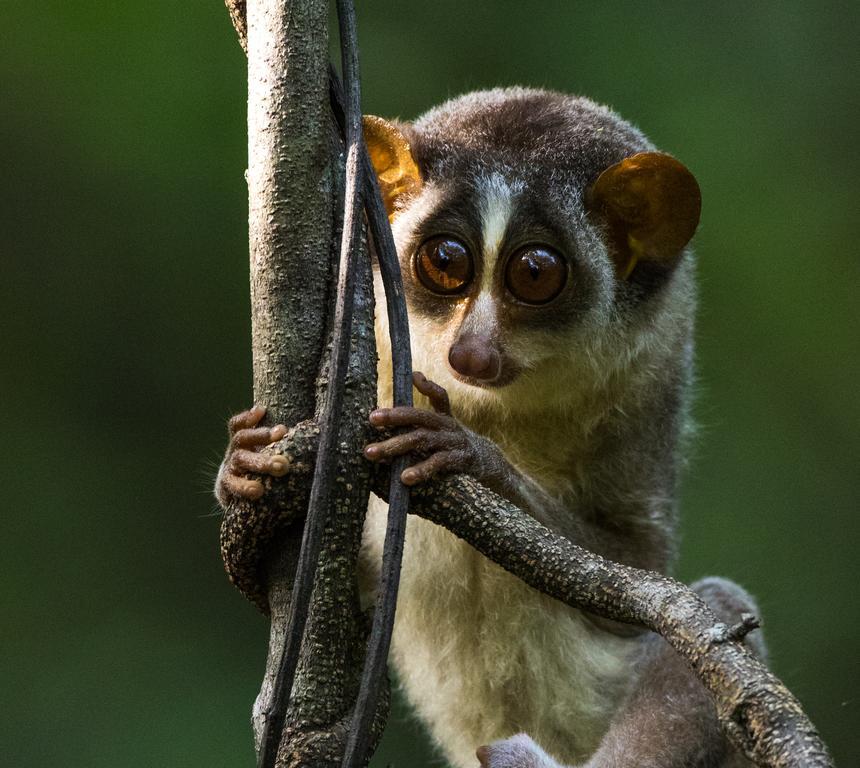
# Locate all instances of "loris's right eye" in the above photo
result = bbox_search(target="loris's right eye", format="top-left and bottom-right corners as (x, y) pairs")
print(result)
(504, 245), (567, 305)
(414, 236), (473, 295)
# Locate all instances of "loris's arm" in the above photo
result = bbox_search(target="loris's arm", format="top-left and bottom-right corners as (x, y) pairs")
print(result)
(216, 406), (318, 611)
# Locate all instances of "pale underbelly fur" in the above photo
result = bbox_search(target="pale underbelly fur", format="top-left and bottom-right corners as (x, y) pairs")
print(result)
(361, 495), (637, 768)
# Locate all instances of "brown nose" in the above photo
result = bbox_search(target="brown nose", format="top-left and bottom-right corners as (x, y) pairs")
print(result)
(448, 335), (501, 381)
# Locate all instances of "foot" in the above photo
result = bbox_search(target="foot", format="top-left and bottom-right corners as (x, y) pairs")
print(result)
(477, 734), (566, 768)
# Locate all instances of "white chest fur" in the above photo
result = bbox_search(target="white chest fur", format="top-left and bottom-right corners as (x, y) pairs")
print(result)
(362, 496), (637, 768)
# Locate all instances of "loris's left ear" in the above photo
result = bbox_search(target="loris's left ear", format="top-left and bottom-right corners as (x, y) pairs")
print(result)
(586, 152), (701, 279)
(363, 115), (422, 218)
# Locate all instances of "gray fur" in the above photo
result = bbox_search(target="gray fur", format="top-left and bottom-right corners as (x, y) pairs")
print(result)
(362, 88), (763, 768)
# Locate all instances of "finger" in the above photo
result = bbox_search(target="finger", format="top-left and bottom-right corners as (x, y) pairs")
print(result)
(228, 406), (266, 434)
(230, 449), (290, 477)
(412, 371), (451, 415)
(220, 471), (264, 501)
(401, 449), (468, 486)
(364, 429), (462, 462)
(232, 424), (287, 449)
(369, 406), (455, 431)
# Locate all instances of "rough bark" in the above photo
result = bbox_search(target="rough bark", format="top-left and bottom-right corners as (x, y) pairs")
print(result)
(243, 1), (378, 766)
(224, 0), (247, 54)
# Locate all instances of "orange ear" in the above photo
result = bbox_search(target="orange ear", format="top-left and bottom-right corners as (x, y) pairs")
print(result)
(586, 152), (701, 279)
(362, 116), (422, 218)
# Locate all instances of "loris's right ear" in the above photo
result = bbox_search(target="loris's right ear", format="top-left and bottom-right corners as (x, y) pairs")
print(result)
(363, 116), (422, 218)
(585, 152), (701, 280)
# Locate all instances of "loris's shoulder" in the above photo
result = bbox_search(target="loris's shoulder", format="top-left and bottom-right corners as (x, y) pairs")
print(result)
(405, 87), (654, 178)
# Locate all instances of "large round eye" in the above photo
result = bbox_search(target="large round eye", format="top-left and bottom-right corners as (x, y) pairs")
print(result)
(414, 236), (473, 295)
(504, 245), (567, 304)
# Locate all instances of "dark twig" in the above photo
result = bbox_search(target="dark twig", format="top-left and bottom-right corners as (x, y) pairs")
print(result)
(340, 149), (413, 768)
(727, 613), (762, 642)
(328, 10), (414, 765)
(330, 5), (414, 764)
(255, 12), (366, 768)
(342, 173), (412, 768)
(707, 613), (762, 645)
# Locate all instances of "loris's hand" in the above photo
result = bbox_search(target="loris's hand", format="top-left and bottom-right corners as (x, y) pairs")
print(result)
(215, 405), (289, 506)
(365, 373), (565, 525)
(217, 406), (318, 612)
(364, 371), (503, 487)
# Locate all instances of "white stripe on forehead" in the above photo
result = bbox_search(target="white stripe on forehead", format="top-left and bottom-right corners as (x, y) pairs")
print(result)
(460, 292), (497, 338)
(477, 173), (520, 291)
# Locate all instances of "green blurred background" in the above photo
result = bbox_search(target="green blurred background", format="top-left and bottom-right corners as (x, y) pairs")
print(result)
(1, 1), (857, 765)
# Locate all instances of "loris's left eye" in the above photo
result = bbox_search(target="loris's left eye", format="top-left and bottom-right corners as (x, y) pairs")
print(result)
(415, 236), (474, 295)
(504, 246), (567, 304)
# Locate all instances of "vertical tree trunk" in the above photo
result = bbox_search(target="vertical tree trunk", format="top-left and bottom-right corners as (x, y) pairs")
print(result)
(247, 0), (331, 423)
(245, 1), (378, 764)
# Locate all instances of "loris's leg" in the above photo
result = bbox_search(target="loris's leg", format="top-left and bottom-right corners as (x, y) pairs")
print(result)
(478, 578), (765, 768)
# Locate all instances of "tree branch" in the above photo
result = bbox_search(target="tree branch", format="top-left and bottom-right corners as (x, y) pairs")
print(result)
(224, 0), (247, 53)
(403, 477), (833, 768)
(255, 6), (364, 766)
(329, 4), (415, 766)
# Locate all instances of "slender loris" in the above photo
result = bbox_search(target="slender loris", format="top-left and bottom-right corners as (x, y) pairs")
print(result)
(217, 88), (765, 767)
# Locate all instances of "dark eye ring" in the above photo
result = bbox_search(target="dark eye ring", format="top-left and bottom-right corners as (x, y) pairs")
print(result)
(414, 236), (473, 295)
(504, 245), (567, 305)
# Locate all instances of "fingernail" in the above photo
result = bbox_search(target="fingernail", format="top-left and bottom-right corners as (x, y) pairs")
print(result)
(364, 445), (378, 458)
(270, 425), (287, 440)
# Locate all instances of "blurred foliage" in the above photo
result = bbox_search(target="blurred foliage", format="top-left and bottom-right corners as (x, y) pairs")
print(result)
(0, 1), (856, 766)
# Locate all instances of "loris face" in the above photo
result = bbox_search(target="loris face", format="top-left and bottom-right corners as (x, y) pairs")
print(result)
(367, 88), (700, 416)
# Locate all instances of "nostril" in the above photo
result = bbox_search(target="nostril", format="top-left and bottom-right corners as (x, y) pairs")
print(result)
(480, 350), (501, 380)
(471, 348), (493, 375)
(448, 344), (470, 374)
